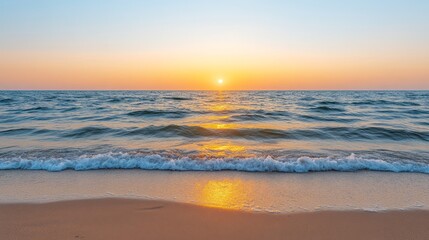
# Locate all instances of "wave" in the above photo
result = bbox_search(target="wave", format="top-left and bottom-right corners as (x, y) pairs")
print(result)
(126, 109), (291, 121)
(0, 128), (35, 136)
(222, 110), (291, 121)
(2, 124), (428, 141)
(319, 126), (429, 141)
(299, 115), (358, 123)
(316, 101), (339, 105)
(127, 110), (189, 118)
(227, 114), (269, 122)
(107, 98), (123, 103)
(404, 109), (429, 115)
(121, 125), (297, 139)
(22, 106), (51, 112)
(310, 106), (345, 112)
(417, 122), (429, 126)
(351, 100), (420, 106)
(61, 107), (80, 112)
(163, 97), (193, 101)
(61, 126), (114, 138)
(121, 125), (429, 141)
(0, 98), (14, 104)
(0, 153), (428, 173)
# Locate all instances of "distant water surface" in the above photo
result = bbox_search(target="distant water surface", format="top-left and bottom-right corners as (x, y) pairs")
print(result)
(0, 90), (428, 173)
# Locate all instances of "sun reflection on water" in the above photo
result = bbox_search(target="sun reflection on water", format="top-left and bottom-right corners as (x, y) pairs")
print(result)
(201, 143), (246, 158)
(203, 144), (245, 152)
(209, 104), (229, 112)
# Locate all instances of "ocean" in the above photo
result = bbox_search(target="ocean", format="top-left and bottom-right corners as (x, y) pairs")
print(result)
(1, 90), (429, 173)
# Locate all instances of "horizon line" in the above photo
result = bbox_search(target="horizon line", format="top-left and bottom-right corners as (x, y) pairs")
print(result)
(1, 89), (428, 91)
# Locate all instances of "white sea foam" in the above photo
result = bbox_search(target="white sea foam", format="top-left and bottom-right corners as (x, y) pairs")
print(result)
(0, 153), (428, 173)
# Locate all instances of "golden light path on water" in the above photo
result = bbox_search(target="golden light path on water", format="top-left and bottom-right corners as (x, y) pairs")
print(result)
(197, 92), (255, 158)
(186, 93), (253, 210)
(192, 92), (268, 210)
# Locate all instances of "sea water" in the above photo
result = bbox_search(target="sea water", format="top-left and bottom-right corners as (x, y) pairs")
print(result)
(1, 90), (428, 173)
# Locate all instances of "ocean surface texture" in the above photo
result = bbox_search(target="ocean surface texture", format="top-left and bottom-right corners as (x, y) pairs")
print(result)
(0, 91), (428, 173)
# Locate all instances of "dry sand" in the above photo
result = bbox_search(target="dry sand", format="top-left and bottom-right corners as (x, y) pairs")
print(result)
(1, 198), (428, 240)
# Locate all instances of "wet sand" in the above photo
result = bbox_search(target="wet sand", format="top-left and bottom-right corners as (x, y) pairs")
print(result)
(1, 198), (428, 240)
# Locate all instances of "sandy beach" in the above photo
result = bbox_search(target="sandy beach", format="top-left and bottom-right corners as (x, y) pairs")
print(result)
(1, 198), (428, 240)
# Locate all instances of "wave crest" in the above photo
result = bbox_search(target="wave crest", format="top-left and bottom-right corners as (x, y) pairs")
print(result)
(1, 153), (428, 173)
(127, 110), (188, 118)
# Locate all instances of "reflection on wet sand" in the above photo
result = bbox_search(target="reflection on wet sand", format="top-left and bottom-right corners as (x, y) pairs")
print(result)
(195, 179), (253, 210)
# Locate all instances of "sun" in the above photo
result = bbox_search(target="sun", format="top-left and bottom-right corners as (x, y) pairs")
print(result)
(217, 79), (224, 85)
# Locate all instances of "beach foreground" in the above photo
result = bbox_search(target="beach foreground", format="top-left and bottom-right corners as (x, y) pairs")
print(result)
(1, 198), (428, 240)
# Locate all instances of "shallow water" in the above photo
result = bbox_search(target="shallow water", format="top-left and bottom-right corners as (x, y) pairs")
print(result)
(0, 90), (428, 173)
(0, 170), (428, 213)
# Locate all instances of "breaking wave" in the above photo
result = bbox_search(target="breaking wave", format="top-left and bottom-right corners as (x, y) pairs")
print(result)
(1, 153), (428, 173)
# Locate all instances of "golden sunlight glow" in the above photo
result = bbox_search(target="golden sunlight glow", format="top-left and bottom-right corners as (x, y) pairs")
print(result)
(204, 145), (245, 152)
(201, 142), (247, 158)
(201, 123), (235, 129)
(209, 104), (228, 112)
(196, 180), (251, 210)
(1, 2), (429, 90)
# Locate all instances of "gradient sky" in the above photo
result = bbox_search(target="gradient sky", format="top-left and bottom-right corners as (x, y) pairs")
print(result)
(1, 0), (428, 90)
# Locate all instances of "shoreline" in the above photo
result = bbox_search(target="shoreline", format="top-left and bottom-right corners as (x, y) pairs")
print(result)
(0, 196), (427, 213)
(1, 170), (428, 213)
(1, 198), (428, 240)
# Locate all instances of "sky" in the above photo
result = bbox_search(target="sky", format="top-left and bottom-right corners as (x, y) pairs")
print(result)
(0, 0), (428, 90)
